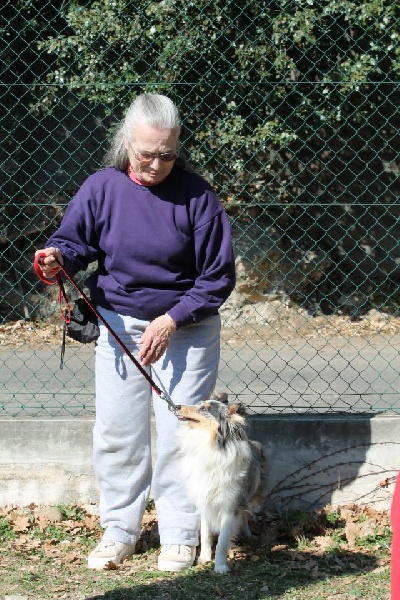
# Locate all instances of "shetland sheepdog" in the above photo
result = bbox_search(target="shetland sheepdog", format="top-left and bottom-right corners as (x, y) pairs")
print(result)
(177, 396), (267, 574)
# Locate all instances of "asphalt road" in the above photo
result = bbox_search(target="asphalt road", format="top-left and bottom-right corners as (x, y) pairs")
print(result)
(1, 334), (400, 418)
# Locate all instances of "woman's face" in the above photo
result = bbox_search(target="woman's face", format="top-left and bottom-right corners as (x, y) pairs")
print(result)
(126, 124), (180, 185)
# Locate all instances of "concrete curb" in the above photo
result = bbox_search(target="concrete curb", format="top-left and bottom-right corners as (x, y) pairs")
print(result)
(1, 415), (399, 510)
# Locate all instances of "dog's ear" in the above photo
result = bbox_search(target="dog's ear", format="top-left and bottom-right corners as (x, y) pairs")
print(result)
(216, 403), (247, 447)
(227, 402), (247, 417)
(211, 391), (229, 405)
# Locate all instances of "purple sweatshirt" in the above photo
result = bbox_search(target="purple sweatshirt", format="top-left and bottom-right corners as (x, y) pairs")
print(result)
(46, 166), (236, 328)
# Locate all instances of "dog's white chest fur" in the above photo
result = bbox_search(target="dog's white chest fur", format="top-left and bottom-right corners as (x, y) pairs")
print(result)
(179, 428), (251, 533)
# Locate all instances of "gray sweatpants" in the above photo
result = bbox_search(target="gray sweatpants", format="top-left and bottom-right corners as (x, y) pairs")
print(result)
(93, 308), (221, 547)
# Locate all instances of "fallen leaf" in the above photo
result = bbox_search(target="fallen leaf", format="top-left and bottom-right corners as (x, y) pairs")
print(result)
(379, 478), (390, 488)
(250, 554), (260, 562)
(345, 521), (357, 548)
(12, 516), (31, 533)
(314, 536), (336, 549)
(271, 544), (288, 552)
(52, 585), (68, 592)
(64, 552), (81, 563)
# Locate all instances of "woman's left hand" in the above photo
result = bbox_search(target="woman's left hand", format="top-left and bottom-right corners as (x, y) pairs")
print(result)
(138, 314), (177, 366)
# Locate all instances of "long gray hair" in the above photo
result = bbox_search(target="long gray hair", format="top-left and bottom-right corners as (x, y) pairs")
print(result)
(104, 94), (181, 170)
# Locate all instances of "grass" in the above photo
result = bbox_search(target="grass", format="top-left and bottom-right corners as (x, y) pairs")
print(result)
(0, 503), (391, 600)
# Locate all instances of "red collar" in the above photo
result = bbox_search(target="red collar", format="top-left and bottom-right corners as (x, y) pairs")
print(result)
(127, 164), (148, 186)
(127, 164), (167, 186)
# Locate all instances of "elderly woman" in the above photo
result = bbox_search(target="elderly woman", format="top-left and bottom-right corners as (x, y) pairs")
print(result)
(35, 94), (236, 571)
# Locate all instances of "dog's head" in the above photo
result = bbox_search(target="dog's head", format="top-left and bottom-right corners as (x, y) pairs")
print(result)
(177, 399), (248, 448)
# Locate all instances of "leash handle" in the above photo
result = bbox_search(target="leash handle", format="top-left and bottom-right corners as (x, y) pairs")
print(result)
(33, 252), (59, 285)
(34, 252), (72, 323)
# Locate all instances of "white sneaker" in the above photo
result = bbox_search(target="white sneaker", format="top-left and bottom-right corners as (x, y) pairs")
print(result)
(158, 544), (196, 572)
(87, 540), (136, 569)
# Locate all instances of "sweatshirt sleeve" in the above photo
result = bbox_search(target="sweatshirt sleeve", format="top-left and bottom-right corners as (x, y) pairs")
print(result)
(166, 207), (236, 328)
(45, 184), (99, 276)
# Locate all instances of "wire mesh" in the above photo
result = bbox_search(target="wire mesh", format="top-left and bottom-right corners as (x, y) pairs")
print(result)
(1, 0), (399, 417)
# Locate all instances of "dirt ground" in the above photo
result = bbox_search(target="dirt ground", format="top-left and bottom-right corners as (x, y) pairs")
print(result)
(2, 304), (400, 350)
(0, 501), (392, 600)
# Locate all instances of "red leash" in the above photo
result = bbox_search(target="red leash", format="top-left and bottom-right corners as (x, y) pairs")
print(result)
(33, 254), (72, 324)
(33, 253), (180, 416)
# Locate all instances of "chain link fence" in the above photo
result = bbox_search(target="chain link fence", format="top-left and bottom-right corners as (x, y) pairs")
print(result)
(1, 0), (399, 417)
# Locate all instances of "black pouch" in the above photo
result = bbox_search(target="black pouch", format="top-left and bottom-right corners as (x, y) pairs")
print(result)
(66, 298), (100, 344)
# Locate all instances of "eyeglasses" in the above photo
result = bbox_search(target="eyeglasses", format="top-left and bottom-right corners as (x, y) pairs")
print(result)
(130, 147), (179, 163)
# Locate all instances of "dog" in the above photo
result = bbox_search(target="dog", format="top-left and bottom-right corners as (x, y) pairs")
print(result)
(177, 396), (267, 574)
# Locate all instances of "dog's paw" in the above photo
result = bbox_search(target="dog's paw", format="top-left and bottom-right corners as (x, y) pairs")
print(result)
(198, 553), (212, 564)
(214, 561), (230, 575)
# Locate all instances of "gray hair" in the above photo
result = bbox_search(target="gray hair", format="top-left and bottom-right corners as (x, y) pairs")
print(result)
(104, 94), (181, 170)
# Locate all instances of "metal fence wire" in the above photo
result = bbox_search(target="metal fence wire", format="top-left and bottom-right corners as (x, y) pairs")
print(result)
(1, 0), (399, 417)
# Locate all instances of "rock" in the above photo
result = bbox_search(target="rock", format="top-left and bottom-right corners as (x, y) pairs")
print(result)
(34, 506), (64, 522)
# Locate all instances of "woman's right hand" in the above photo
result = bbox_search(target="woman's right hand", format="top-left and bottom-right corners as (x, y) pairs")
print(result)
(35, 247), (64, 279)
